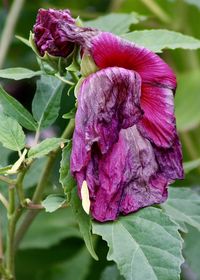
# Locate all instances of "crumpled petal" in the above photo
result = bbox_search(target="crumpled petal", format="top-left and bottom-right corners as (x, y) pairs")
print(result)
(138, 85), (176, 147)
(71, 67), (143, 173)
(33, 8), (75, 57)
(74, 126), (169, 222)
(153, 134), (184, 180)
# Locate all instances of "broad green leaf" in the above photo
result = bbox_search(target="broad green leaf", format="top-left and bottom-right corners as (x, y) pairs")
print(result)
(100, 265), (124, 280)
(23, 157), (47, 189)
(0, 68), (42, 80)
(0, 114), (25, 151)
(71, 189), (98, 261)
(175, 71), (200, 131)
(122, 30), (200, 53)
(93, 207), (183, 280)
(0, 143), (12, 166)
(184, 225), (200, 279)
(28, 138), (67, 159)
(59, 142), (76, 202)
(43, 247), (92, 280)
(162, 188), (200, 232)
(32, 75), (64, 129)
(20, 208), (81, 249)
(85, 13), (146, 35)
(42, 194), (66, 213)
(184, 159), (200, 174)
(0, 85), (37, 131)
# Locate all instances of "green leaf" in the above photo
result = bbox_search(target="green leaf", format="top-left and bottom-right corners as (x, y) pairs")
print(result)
(184, 225), (200, 279)
(20, 208), (81, 249)
(0, 143), (12, 166)
(23, 157), (47, 189)
(100, 265), (124, 280)
(0, 114), (25, 151)
(0, 85), (37, 131)
(93, 207), (183, 280)
(162, 188), (200, 232)
(0, 165), (12, 174)
(184, 158), (200, 174)
(28, 138), (67, 159)
(43, 247), (92, 280)
(71, 188), (98, 261)
(0, 68), (42, 80)
(32, 75), (64, 129)
(122, 29), (200, 53)
(85, 13), (146, 35)
(175, 71), (200, 131)
(42, 194), (66, 213)
(59, 142), (76, 202)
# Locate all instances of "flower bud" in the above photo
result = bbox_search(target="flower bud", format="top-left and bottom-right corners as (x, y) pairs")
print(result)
(33, 8), (75, 57)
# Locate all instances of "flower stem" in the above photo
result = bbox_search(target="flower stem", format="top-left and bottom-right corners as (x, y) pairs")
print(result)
(0, 0), (25, 68)
(14, 119), (75, 249)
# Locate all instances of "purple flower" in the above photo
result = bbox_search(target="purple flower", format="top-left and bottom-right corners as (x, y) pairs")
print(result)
(34, 12), (184, 221)
(70, 30), (184, 222)
(33, 9), (75, 57)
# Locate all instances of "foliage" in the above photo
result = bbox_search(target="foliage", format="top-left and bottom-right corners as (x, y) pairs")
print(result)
(0, 1), (200, 280)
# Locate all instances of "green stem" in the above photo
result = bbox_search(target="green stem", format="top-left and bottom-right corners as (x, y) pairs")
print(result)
(16, 170), (26, 206)
(69, 71), (79, 83)
(6, 185), (16, 279)
(14, 119), (75, 249)
(0, 176), (15, 185)
(0, 0), (25, 68)
(0, 192), (8, 209)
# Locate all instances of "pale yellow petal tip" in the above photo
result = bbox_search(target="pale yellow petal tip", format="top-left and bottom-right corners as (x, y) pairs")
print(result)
(81, 180), (91, 215)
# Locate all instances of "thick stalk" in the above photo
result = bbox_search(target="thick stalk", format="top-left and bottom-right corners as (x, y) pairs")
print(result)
(0, 0), (25, 68)
(14, 119), (75, 249)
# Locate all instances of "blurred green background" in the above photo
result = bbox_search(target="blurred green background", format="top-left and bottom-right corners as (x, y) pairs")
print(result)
(1, 0), (200, 280)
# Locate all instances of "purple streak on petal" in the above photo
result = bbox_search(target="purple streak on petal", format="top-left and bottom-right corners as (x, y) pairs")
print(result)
(153, 134), (184, 181)
(137, 85), (176, 147)
(91, 32), (176, 89)
(71, 67), (143, 173)
(33, 8), (75, 57)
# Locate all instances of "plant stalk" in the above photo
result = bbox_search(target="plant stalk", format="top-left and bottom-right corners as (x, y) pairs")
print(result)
(0, 0), (25, 68)
(14, 119), (75, 249)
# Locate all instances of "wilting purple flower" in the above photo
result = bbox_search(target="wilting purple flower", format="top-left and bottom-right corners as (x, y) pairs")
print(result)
(69, 30), (184, 222)
(34, 12), (184, 221)
(33, 9), (75, 57)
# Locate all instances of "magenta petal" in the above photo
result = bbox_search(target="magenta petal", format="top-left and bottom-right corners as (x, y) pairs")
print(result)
(137, 85), (176, 147)
(153, 134), (184, 181)
(91, 32), (176, 89)
(71, 67), (143, 173)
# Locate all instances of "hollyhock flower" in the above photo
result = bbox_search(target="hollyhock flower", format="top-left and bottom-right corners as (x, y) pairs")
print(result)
(69, 30), (184, 222)
(34, 14), (183, 221)
(33, 8), (76, 57)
